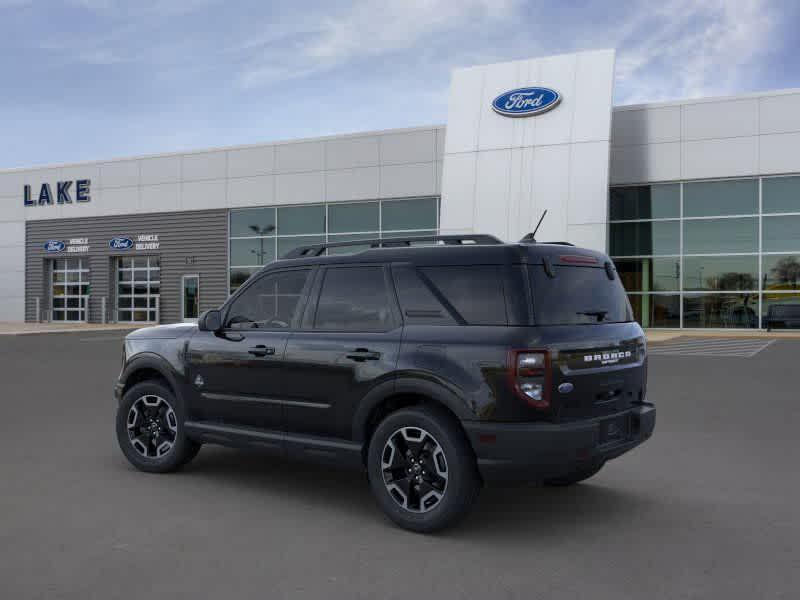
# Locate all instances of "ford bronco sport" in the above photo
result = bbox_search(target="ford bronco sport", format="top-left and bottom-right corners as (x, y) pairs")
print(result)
(114, 234), (655, 532)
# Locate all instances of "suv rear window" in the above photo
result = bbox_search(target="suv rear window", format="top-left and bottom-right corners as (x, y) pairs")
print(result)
(529, 265), (633, 325)
(420, 266), (508, 325)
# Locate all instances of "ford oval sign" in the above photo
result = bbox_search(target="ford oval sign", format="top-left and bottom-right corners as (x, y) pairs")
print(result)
(44, 240), (65, 253)
(109, 237), (134, 250)
(492, 87), (561, 117)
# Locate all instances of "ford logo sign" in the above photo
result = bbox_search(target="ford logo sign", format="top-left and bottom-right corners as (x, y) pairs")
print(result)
(109, 237), (134, 250)
(492, 87), (561, 117)
(44, 240), (65, 253)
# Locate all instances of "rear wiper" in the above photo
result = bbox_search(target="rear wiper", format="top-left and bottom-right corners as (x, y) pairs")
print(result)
(577, 310), (608, 322)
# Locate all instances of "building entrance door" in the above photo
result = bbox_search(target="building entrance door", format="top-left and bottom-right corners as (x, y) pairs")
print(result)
(51, 258), (90, 322)
(182, 274), (199, 321)
(116, 256), (160, 323)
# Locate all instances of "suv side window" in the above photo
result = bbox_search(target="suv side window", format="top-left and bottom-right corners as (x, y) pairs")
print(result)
(420, 265), (508, 325)
(314, 266), (393, 331)
(226, 269), (310, 329)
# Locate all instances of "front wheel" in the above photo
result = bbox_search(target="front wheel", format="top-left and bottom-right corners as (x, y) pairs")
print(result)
(116, 381), (201, 473)
(367, 406), (481, 533)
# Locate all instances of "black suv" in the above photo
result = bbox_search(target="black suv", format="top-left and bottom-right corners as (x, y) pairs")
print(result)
(114, 234), (655, 532)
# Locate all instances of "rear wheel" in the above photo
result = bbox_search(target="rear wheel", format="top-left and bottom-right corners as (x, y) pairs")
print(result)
(116, 381), (201, 473)
(367, 406), (480, 533)
(543, 461), (604, 486)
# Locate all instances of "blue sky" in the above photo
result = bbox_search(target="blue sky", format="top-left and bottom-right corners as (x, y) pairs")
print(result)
(1, 0), (797, 168)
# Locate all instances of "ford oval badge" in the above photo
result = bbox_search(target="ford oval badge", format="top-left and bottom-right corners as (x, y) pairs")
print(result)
(492, 87), (561, 117)
(44, 240), (66, 253)
(558, 382), (574, 394)
(109, 237), (134, 250)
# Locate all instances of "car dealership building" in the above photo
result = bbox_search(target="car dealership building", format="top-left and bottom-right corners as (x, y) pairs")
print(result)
(2, 48), (800, 329)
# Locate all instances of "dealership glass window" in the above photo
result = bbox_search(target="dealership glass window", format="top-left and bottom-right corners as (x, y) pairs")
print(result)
(762, 254), (800, 291)
(682, 293), (758, 328)
(229, 197), (439, 293)
(762, 176), (800, 214)
(627, 294), (680, 328)
(51, 258), (90, 322)
(609, 221), (680, 256)
(117, 256), (160, 323)
(683, 179), (758, 217)
(381, 197), (438, 231)
(761, 292), (800, 329)
(762, 215), (800, 253)
(614, 258), (680, 292)
(683, 218), (757, 254)
(609, 184), (680, 221)
(682, 255), (758, 291)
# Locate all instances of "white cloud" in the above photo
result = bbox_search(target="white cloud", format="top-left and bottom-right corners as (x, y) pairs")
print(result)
(614, 0), (778, 104)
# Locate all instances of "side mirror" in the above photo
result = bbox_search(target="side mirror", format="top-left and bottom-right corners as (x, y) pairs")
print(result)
(198, 309), (222, 332)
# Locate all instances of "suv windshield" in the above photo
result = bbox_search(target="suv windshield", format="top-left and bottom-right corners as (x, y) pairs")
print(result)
(529, 265), (633, 325)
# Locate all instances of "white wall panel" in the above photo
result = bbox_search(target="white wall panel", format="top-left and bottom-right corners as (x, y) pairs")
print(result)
(567, 223), (606, 252)
(759, 132), (800, 175)
(0, 294), (24, 322)
(140, 183), (180, 213)
(325, 167), (379, 202)
(140, 155), (180, 185)
(443, 66), (484, 154)
(275, 141), (325, 173)
(760, 93), (800, 135)
(530, 145), (570, 243)
(568, 141), (610, 225)
(439, 153), (476, 233)
(530, 54), (576, 147)
(474, 150), (511, 238)
(611, 106), (681, 147)
(683, 137), (758, 180)
(275, 171), (324, 205)
(182, 151), (227, 182)
(683, 99), (758, 141)
(0, 220), (24, 245)
(181, 179), (226, 210)
(24, 203), (64, 221)
(0, 198), (25, 223)
(228, 175), (275, 208)
(379, 163), (436, 198)
(572, 49), (615, 143)
(227, 146), (275, 179)
(380, 130), (436, 165)
(0, 170), (23, 198)
(100, 186), (139, 216)
(477, 61), (520, 151)
(100, 161), (140, 189)
(610, 142), (681, 184)
(326, 136), (379, 170)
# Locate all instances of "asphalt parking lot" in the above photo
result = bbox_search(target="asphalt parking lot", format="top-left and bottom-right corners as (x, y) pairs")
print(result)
(1, 332), (798, 599)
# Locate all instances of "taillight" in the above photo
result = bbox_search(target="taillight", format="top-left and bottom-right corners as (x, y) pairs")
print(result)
(509, 349), (551, 409)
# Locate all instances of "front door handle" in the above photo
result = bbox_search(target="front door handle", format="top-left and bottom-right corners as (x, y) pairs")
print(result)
(346, 348), (381, 362)
(248, 345), (276, 357)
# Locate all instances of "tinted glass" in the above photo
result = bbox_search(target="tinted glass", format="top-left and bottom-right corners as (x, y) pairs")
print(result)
(763, 215), (800, 253)
(381, 198), (437, 231)
(278, 205), (325, 235)
(314, 267), (392, 331)
(230, 238), (275, 266)
(762, 176), (800, 214)
(226, 270), (310, 329)
(277, 235), (326, 258)
(609, 221), (680, 256)
(230, 267), (258, 292)
(422, 266), (507, 326)
(683, 293), (758, 328)
(683, 255), (758, 291)
(609, 184), (680, 220)
(230, 207), (276, 237)
(627, 294), (680, 328)
(762, 254), (800, 291)
(328, 202), (379, 233)
(762, 293), (800, 329)
(392, 265), (456, 325)
(683, 218), (757, 254)
(529, 265), (633, 325)
(683, 179), (757, 217)
(327, 233), (375, 255)
(615, 258), (680, 291)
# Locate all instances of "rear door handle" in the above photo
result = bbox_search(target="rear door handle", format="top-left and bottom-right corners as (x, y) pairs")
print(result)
(346, 348), (381, 362)
(248, 345), (276, 357)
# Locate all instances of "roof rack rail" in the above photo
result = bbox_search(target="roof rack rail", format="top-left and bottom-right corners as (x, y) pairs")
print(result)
(541, 241), (575, 246)
(282, 234), (503, 259)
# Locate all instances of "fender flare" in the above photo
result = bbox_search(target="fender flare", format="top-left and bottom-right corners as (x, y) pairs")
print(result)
(120, 353), (183, 400)
(351, 375), (474, 443)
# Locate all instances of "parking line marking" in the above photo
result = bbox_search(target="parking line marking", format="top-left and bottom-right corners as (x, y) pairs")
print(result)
(649, 337), (776, 358)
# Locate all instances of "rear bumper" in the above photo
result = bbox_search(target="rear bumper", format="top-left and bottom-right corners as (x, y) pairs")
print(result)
(463, 404), (655, 483)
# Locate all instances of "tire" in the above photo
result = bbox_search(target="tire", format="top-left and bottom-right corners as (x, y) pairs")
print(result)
(543, 461), (605, 487)
(367, 405), (481, 533)
(116, 380), (201, 473)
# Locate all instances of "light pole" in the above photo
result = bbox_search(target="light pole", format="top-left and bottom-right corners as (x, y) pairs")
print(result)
(249, 224), (275, 264)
